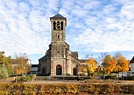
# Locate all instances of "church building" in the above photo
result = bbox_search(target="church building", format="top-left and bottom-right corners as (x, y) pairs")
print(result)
(38, 13), (80, 76)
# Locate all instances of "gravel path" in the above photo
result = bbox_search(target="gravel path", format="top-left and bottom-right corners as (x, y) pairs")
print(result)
(1, 78), (134, 85)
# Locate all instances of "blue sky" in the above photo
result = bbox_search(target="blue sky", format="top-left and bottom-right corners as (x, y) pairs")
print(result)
(0, 0), (134, 64)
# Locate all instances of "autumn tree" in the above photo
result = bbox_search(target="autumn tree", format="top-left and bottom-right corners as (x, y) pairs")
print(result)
(101, 54), (117, 79)
(78, 65), (87, 76)
(113, 53), (129, 76)
(96, 66), (101, 73)
(98, 52), (108, 64)
(0, 51), (13, 79)
(13, 53), (31, 76)
(86, 57), (98, 77)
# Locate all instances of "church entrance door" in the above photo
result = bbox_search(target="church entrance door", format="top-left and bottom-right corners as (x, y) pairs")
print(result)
(56, 65), (62, 75)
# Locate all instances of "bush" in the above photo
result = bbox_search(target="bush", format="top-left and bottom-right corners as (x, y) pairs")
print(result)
(0, 83), (134, 94)
(105, 75), (118, 80)
(0, 66), (9, 79)
(17, 74), (35, 82)
(0, 83), (134, 95)
(66, 73), (71, 76)
(126, 75), (134, 80)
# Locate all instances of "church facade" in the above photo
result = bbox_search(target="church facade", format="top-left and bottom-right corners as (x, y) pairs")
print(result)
(38, 13), (80, 76)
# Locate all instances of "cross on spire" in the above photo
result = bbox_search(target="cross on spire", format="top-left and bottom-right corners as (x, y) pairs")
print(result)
(57, 3), (60, 13)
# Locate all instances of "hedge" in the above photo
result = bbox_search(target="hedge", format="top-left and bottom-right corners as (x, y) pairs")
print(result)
(0, 83), (134, 95)
(16, 74), (35, 82)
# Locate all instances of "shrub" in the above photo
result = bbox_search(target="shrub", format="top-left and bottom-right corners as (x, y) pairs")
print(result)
(66, 73), (71, 76)
(16, 74), (35, 82)
(0, 83), (134, 94)
(126, 75), (134, 80)
(28, 74), (35, 78)
(105, 75), (118, 80)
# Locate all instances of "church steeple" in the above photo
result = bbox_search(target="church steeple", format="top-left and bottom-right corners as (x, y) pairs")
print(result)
(50, 13), (67, 42)
(38, 11), (79, 76)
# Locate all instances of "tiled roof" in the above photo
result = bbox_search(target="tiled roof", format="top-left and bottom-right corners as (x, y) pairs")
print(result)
(12, 59), (29, 64)
(130, 56), (134, 63)
(79, 59), (88, 63)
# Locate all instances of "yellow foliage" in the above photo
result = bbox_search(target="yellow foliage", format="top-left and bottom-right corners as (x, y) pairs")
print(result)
(86, 57), (98, 74)
(102, 55), (117, 74)
(13, 56), (30, 75)
(101, 53), (129, 74)
(0, 83), (134, 94)
(113, 54), (129, 73)
(78, 65), (87, 75)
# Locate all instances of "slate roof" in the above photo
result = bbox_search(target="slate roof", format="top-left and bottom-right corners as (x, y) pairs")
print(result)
(50, 13), (65, 19)
(31, 64), (38, 67)
(50, 13), (67, 25)
(72, 52), (78, 58)
(130, 56), (134, 63)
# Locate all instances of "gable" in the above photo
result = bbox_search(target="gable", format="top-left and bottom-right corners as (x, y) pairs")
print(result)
(130, 56), (134, 64)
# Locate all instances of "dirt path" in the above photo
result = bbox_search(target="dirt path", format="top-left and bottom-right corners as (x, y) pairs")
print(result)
(1, 78), (134, 85)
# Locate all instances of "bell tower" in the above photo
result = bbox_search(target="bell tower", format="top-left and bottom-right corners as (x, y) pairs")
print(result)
(50, 14), (67, 42)
(50, 14), (69, 76)
(50, 14), (68, 58)
(38, 2), (80, 76)
(38, 13), (80, 76)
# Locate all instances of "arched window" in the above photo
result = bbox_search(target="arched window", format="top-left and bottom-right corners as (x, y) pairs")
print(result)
(56, 65), (62, 75)
(56, 21), (61, 30)
(53, 21), (56, 30)
(58, 35), (59, 39)
(61, 21), (63, 30)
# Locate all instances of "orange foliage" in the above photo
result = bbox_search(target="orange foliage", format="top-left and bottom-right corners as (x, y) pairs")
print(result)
(78, 65), (87, 75)
(86, 57), (98, 74)
(13, 57), (30, 75)
(113, 53), (129, 73)
(102, 55), (117, 74)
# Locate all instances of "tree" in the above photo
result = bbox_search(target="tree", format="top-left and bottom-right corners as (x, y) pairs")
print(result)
(13, 54), (31, 76)
(86, 57), (98, 77)
(113, 53), (129, 76)
(78, 65), (87, 76)
(0, 51), (13, 79)
(96, 66), (101, 73)
(98, 52), (108, 64)
(101, 55), (117, 79)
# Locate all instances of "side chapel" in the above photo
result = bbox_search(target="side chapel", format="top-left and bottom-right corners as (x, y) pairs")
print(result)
(38, 13), (80, 76)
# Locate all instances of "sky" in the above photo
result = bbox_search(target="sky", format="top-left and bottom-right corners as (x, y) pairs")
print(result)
(0, 0), (134, 64)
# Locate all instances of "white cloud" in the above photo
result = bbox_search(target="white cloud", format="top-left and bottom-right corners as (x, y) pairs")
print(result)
(19, 2), (31, 12)
(0, 0), (52, 56)
(103, 4), (117, 15)
(120, 3), (134, 20)
(67, 0), (134, 54)
(0, 0), (134, 63)
(83, 1), (101, 10)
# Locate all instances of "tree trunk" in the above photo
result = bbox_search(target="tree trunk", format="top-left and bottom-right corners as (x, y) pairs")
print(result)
(103, 73), (105, 80)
